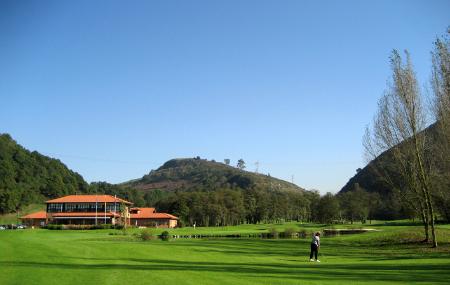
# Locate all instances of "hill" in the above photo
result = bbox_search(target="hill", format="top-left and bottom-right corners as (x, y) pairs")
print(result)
(0, 134), (88, 214)
(0, 134), (310, 225)
(122, 157), (305, 193)
(121, 158), (311, 226)
(338, 123), (450, 220)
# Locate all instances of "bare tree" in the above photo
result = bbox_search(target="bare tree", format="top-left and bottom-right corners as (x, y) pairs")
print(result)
(364, 50), (438, 247)
(430, 30), (450, 223)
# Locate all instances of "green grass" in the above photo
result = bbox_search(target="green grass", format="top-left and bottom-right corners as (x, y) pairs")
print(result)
(1, 222), (449, 284)
(0, 204), (45, 224)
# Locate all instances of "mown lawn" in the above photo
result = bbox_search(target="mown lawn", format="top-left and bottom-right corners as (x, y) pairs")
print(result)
(0, 222), (449, 284)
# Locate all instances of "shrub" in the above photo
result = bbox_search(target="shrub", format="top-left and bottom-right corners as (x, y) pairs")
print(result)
(268, 227), (279, 239)
(298, 229), (309, 238)
(160, 230), (170, 241)
(140, 230), (153, 241)
(46, 224), (63, 230)
(114, 224), (125, 230)
(90, 224), (104, 230)
(281, 228), (297, 238)
(46, 224), (123, 230)
(120, 227), (128, 236)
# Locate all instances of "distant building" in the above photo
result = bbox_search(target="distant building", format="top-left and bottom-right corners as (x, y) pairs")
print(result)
(130, 207), (178, 228)
(20, 211), (47, 227)
(19, 194), (178, 228)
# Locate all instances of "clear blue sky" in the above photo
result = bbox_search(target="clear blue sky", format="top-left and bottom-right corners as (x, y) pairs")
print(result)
(1, 0), (449, 193)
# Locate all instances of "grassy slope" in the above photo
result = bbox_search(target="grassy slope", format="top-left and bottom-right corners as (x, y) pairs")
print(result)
(0, 222), (449, 285)
(125, 158), (304, 193)
(0, 204), (45, 224)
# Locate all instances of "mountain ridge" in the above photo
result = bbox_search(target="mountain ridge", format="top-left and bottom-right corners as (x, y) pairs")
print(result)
(122, 157), (305, 194)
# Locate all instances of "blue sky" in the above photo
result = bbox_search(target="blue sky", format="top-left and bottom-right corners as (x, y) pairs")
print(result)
(1, 0), (449, 193)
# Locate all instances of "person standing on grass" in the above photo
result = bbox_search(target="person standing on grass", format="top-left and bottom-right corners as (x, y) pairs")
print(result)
(309, 232), (321, 262)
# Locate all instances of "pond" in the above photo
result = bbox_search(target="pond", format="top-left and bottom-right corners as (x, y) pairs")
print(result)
(323, 228), (379, 236)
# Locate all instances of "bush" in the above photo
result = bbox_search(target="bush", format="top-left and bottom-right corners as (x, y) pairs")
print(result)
(114, 224), (125, 230)
(45, 224), (122, 230)
(268, 227), (279, 239)
(298, 229), (309, 238)
(46, 224), (63, 230)
(281, 228), (297, 238)
(140, 230), (153, 241)
(160, 230), (170, 241)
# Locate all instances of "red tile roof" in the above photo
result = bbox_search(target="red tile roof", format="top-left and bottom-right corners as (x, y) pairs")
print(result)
(149, 213), (179, 220)
(50, 212), (121, 217)
(130, 207), (178, 220)
(46, 195), (132, 204)
(130, 207), (155, 218)
(20, 211), (47, 219)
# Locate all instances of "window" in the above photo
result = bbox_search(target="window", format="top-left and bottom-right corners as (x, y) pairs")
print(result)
(47, 203), (63, 213)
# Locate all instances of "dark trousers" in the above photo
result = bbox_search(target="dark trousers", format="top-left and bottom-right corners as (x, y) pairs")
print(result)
(310, 243), (318, 260)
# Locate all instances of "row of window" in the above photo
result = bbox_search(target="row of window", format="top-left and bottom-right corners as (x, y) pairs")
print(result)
(47, 203), (123, 213)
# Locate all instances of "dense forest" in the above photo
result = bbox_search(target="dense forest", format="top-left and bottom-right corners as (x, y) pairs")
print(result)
(0, 134), (88, 214)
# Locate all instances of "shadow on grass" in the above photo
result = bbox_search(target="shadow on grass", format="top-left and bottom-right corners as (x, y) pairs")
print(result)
(149, 238), (450, 260)
(1, 258), (449, 283)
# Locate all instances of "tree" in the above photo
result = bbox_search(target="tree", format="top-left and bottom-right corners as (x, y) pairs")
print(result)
(367, 192), (381, 224)
(224, 159), (230, 166)
(236, 159), (246, 170)
(364, 50), (438, 247)
(316, 193), (340, 224)
(120, 201), (129, 229)
(430, 31), (450, 223)
(339, 184), (369, 224)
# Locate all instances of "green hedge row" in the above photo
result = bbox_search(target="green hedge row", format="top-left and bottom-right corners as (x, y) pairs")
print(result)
(45, 224), (125, 230)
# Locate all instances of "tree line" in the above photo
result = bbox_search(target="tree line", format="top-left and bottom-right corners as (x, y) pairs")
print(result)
(155, 187), (316, 227)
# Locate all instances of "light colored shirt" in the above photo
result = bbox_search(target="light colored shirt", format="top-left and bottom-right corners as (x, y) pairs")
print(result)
(311, 235), (320, 246)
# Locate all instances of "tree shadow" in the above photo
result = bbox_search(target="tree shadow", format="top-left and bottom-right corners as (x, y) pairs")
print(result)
(1, 259), (449, 283)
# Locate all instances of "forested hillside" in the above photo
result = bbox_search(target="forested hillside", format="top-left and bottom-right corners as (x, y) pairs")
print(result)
(0, 134), (88, 214)
(0, 135), (318, 226)
(339, 123), (450, 221)
(124, 158), (304, 193)
(123, 158), (317, 226)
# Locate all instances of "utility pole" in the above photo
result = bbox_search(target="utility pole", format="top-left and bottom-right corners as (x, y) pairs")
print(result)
(255, 161), (260, 174)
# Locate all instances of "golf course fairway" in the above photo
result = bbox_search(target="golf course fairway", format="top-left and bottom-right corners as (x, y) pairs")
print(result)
(1, 222), (449, 284)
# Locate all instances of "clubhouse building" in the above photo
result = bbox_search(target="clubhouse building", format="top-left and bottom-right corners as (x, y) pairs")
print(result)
(20, 194), (178, 228)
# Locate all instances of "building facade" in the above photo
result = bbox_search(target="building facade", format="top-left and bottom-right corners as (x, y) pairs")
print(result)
(45, 195), (131, 225)
(20, 194), (178, 228)
(20, 211), (47, 227)
(130, 207), (178, 228)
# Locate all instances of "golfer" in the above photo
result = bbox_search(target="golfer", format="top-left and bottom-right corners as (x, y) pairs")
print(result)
(309, 232), (321, 262)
